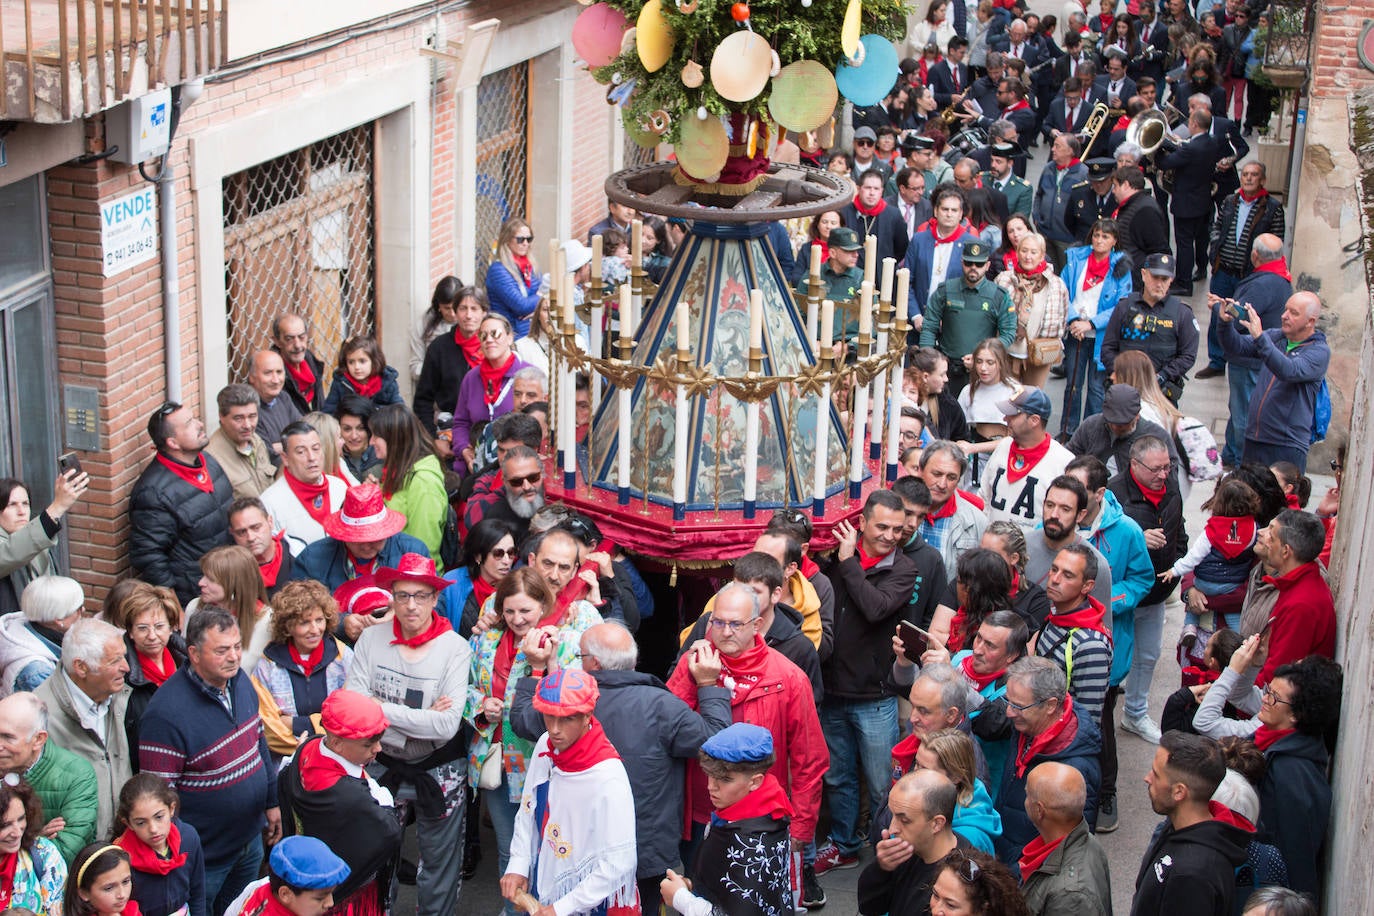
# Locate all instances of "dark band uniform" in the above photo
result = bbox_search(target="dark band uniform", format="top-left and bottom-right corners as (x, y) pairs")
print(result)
(1063, 158), (1120, 244)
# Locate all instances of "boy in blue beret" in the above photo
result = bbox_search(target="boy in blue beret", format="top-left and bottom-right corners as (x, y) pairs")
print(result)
(226, 836), (350, 916)
(659, 723), (794, 916)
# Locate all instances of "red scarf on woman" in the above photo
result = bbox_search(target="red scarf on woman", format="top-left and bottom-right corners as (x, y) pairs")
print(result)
(1007, 435), (1052, 483)
(284, 471), (331, 524)
(478, 353), (517, 406)
(512, 254), (534, 288)
(1285, 493), (1301, 510)
(289, 639), (325, 677)
(454, 327), (484, 366)
(923, 218), (964, 246)
(948, 608), (972, 654)
(138, 646), (177, 687)
(1018, 832), (1067, 882)
(544, 717), (620, 771)
(285, 359), (316, 407)
(853, 195), (888, 217)
(1014, 259), (1051, 278)
(717, 636), (773, 706)
(155, 454), (214, 494)
(345, 373), (382, 400)
(116, 823), (188, 876)
(961, 653), (1004, 691)
(1253, 725), (1295, 751)
(1014, 697), (1076, 777)
(391, 613), (453, 648)
(0, 850), (18, 908)
(471, 576), (497, 613)
(1083, 251), (1111, 289)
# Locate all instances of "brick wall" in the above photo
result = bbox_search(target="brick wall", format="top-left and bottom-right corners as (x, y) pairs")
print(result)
(573, 69), (614, 239)
(1310, 0), (1374, 99)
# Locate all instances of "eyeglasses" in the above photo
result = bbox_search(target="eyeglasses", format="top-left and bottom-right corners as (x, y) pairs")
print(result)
(393, 590), (436, 604)
(507, 472), (543, 488)
(1131, 457), (1174, 476)
(487, 547), (518, 560)
(479, 328), (508, 341)
(707, 617), (756, 633)
(1005, 695), (1054, 713)
(513, 235), (534, 244)
(1262, 686), (1292, 707)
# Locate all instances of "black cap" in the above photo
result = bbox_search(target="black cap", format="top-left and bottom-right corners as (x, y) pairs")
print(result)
(962, 241), (990, 264)
(1143, 252), (1176, 278)
(990, 142), (1018, 159)
(1086, 157), (1116, 180)
(902, 134), (935, 153)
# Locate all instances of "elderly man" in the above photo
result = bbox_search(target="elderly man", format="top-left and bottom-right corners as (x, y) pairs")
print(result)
(0, 692), (98, 862)
(277, 690), (404, 915)
(917, 442), (987, 583)
(857, 771), (968, 916)
(259, 422), (348, 557)
(292, 484), (427, 638)
(993, 657), (1101, 868)
(1100, 253), (1200, 402)
(130, 402), (233, 605)
(842, 170), (909, 270)
(34, 618), (131, 840)
(272, 313), (326, 415)
(1020, 762), (1112, 916)
(247, 350), (303, 448)
(227, 497), (294, 597)
(510, 623), (730, 908)
(204, 384), (278, 498)
(0, 574), (84, 694)
(1248, 510), (1335, 685)
(346, 554), (469, 916)
(890, 663), (991, 788)
(848, 126), (891, 183)
(981, 388), (1074, 534)
(667, 584), (826, 898)
(139, 607), (280, 914)
(1067, 383), (1180, 478)
(1034, 134), (1087, 269)
(1219, 291), (1331, 471)
(459, 414), (545, 525)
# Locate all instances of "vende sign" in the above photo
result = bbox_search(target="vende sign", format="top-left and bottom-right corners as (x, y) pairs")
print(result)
(100, 187), (159, 277)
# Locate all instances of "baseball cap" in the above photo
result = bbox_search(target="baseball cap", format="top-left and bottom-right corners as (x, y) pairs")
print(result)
(995, 386), (1053, 422)
(1101, 384), (1142, 424)
(1143, 252), (1176, 278)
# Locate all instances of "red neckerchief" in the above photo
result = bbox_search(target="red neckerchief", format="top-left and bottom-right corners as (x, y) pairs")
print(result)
(1130, 470), (1167, 507)
(1253, 725), (1295, 751)
(1048, 596), (1112, 640)
(121, 900), (142, 916)
(1015, 696), (1078, 777)
(928, 491), (960, 521)
(491, 628), (524, 717)
(1083, 251), (1111, 288)
(1009, 567), (1021, 597)
(1007, 435), (1052, 484)
(0, 850), (18, 908)
(1099, 13), (1115, 31)
(1253, 258), (1293, 283)
(922, 219), (965, 246)
(1055, 158), (1083, 171)
(1181, 665), (1221, 684)
(717, 773), (795, 822)
(961, 654), (1004, 691)
(1018, 832), (1067, 882)
(512, 253), (535, 288)
(284, 359), (317, 407)
(155, 454), (214, 494)
(454, 327), (484, 366)
(116, 822), (187, 876)
(259, 533), (286, 588)
(543, 717), (620, 771)
(478, 353), (517, 406)
(854, 545), (887, 570)
(1204, 515), (1256, 559)
(240, 880), (296, 916)
(284, 470), (332, 524)
(1239, 187), (1269, 203)
(346, 373), (383, 400)
(1002, 99), (1031, 114)
(297, 736), (355, 792)
(1284, 493), (1300, 510)
(948, 608), (973, 653)
(471, 576), (497, 611)
(718, 635), (772, 706)
(852, 195), (888, 217)
(890, 733), (921, 784)
(800, 555), (820, 579)
(1014, 259), (1051, 278)
(391, 612), (453, 648)
(289, 638), (325, 677)
(1002, 251), (1018, 273)
(1112, 114), (1130, 131)
(349, 552), (379, 577)
(137, 646), (176, 687)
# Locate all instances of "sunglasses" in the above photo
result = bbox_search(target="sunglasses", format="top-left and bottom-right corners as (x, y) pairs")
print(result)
(479, 328), (508, 341)
(855, 139), (875, 147)
(513, 235), (534, 243)
(950, 852), (982, 883)
(486, 547), (519, 560)
(507, 472), (542, 488)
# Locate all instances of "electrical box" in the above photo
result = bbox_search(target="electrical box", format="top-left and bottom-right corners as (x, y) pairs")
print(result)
(107, 88), (173, 164)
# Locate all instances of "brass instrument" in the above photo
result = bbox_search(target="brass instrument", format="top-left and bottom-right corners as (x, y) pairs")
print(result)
(1077, 102), (1112, 154)
(1123, 109), (1180, 192)
(939, 101), (963, 126)
(1162, 102), (1186, 128)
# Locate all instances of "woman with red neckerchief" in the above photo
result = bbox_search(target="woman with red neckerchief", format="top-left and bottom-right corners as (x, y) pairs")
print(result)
(451, 314), (528, 479)
(0, 778), (66, 916)
(111, 584), (189, 758)
(996, 232), (1069, 388)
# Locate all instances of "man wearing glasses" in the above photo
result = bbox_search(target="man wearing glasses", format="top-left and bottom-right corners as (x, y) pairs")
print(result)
(849, 127), (891, 184)
(347, 552), (470, 916)
(1107, 436), (1185, 747)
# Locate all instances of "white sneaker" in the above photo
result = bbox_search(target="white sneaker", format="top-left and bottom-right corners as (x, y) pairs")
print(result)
(1122, 714), (1163, 744)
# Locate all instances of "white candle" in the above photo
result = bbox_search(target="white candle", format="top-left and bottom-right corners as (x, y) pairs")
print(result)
(814, 378), (831, 512)
(673, 300), (690, 510)
(806, 298), (818, 350)
(894, 267), (910, 326)
(851, 358), (870, 494)
(863, 234), (878, 286)
(820, 299), (834, 351)
(631, 219), (643, 267)
(809, 242), (822, 279)
(591, 234), (603, 282)
(619, 284), (632, 344)
(858, 281), (873, 336)
(563, 272), (575, 331)
(880, 257), (895, 304)
(887, 268), (911, 475)
(563, 363), (576, 484)
(617, 380), (632, 498)
(677, 299), (691, 353)
(749, 289), (764, 350)
(869, 325), (888, 462)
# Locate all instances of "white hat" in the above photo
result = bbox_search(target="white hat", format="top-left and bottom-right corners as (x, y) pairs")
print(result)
(562, 240), (593, 274)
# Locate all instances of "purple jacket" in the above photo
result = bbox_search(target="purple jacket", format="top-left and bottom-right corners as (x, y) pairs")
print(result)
(452, 355), (528, 475)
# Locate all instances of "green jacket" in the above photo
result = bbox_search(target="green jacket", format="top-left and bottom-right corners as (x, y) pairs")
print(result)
(35, 671), (133, 842)
(920, 276), (1017, 360)
(1020, 820), (1113, 916)
(794, 265), (864, 339)
(984, 171), (1034, 219)
(384, 454), (449, 572)
(25, 739), (99, 863)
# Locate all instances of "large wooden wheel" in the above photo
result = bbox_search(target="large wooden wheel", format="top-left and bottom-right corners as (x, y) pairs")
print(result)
(605, 161), (855, 223)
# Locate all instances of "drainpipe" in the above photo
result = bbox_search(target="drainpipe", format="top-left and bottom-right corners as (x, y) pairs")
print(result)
(1284, 93), (1308, 257)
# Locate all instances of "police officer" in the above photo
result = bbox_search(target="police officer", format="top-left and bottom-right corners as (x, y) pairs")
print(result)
(1099, 252), (1200, 404)
(1064, 158), (1119, 245)
(918, 240), (1016, 395)
(795, 226), (865, 340)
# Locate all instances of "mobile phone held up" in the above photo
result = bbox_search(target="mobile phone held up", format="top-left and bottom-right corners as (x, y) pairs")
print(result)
(58, 452), (83, 477)
(897, 622), (931, 662)
(1227, 300), (1245, 321)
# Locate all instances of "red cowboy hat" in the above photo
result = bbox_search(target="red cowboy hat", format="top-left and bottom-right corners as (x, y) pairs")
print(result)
(322, 483), (407, 542)
(374, 553), (450, 593)
(333, 576), (392, 618)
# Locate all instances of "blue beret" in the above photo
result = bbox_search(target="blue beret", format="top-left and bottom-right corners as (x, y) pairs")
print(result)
(701, 723), (774, 763)
(269, 836), (351, 889)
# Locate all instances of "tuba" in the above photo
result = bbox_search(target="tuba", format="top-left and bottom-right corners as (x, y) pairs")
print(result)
(1124, 109), (1180, 192)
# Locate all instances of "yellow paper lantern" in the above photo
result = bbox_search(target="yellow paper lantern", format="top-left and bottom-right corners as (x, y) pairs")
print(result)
(709, 30), (774, 103)
(675, 114), (730, 180)
(636, 0), (675, 73)
(768, 60), (839, 132)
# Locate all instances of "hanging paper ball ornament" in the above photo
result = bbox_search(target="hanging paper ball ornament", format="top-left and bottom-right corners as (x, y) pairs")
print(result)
(710, 30), (773, 102)
(840, 0), (862, 58)
(768, 60), (839, 132)
(572, 4), (629, 69)
(676, 113), (730, 179)
(731, 3), (750, 22)
(636, 0), (675, 73)
(681, 59), (704, 88)
(835, 34), (899, 106)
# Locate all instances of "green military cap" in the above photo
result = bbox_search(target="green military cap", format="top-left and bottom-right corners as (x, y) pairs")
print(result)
(829, 227), (863, 251)
(961, 241), (990, 264)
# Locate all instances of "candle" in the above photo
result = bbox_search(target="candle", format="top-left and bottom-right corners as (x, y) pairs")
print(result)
(617, 380), (632, 502)
(563, 365), (577, 487)
(863, 234), (878, 286)
(749, 289), (763, 351)
(887, 268), (911, 480)
(591, 234), (602, 282)
(619, 284), (632, 344)
(894, 267), (910, 325)
(806, 298), (818, 351)
(880, 257), (895, 304)
(809, 242), (822, 279)
(820, 299), (834, 351)
(850, 352), (870, 497)
(562, 271), (575, 331)
(549, 238), (560, 283)
(858, 281), (873, 336)
(813, 379), (831, 516)
(677, 299), (691, 354)
(869, 320), (887, 462)
(632, 219), (643, 267)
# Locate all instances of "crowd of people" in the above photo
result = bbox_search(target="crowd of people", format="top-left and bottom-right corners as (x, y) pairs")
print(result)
(0, 0), (1347, 914)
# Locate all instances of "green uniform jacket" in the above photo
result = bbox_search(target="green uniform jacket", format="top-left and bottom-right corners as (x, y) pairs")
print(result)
(26, 739), (99, 863)
(984, 172), (1034, 219)
(919, 276), (1017, 360)
(795, 265), (864, 338)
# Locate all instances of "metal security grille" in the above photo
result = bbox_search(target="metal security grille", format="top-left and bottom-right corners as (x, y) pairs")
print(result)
(222, 125), (377, 384)
(474, 62), (530, 278)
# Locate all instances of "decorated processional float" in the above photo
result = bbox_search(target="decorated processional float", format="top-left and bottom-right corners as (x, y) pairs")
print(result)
(544, 0), (916, 577)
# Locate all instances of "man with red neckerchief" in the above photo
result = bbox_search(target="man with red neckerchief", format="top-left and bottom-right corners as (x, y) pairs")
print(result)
(130, 402), (234, 606)
(917, 442), (989, 587)
(1018, 762), (1111, 916)
(345, 553), (468, 916)
(227, 498), (294, 599)
(272, 313), (327, 417)
(259, 423), (348, 558)
(502, 669), (639, 916)
(1035, 545), (1113, 726)
(906, 186), (972, 323)
(981, 387), (1074, 535)
(841, 171), (910, 273)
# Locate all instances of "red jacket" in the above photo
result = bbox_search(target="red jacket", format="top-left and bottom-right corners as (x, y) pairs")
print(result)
(668, 646), (828, 842)
(1257, 561), (1336, 685)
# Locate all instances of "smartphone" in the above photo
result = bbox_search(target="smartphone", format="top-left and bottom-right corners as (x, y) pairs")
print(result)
(1226, 300), (1245, 321)
(1259, 615), (1278, 636)
(58, 452), (83, 476)
(897, 622), (932, 662)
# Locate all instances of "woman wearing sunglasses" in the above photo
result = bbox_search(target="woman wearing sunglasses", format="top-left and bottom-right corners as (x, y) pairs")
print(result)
(452, 313), (529, 478)
(486, 218), (545, 340)
(929, 848), (1029, 916)
(440, 518), (518, 639)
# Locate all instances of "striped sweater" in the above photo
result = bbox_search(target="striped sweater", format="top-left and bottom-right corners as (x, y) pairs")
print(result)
(138, 669), (277, 867)
(1035, 617), (1112, 728)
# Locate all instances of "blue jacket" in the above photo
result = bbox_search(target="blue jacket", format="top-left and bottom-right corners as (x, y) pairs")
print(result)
(290, 532), (429, 593)
(1219, 325), (1330, 451)
(1225, 268), (1292, 368)
(906, 228), (971, 316)
(1080, 489), (1155, 685)
(129, 817), (207, 916)
(1034, 161), (1088, 243)
(952, 779), (1003, 854)
(485, 260), (543, 338)
(1061, 245), (1133, 368)
(320, 364), (402, 416)
(765, 221), (798, 283)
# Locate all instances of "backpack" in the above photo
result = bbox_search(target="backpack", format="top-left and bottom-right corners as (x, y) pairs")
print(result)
(1175, 416), (1223, 483)
(1311, 378), (1331, 444)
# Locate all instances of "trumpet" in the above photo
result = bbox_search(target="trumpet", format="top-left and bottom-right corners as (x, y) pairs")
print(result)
(939, 101), (963, 126)
(1076, 102), (1112, 153)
